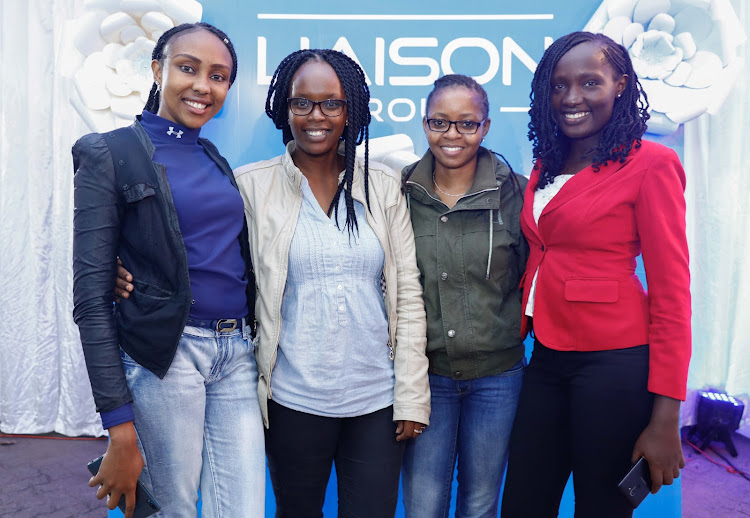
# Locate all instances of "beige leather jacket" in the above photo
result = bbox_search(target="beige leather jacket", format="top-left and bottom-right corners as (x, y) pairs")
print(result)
(234, 142), (430, 428)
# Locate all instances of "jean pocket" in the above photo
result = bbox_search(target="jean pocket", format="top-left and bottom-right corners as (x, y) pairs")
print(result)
(120, 347), (138, 366)
(498, 358), (526, 377)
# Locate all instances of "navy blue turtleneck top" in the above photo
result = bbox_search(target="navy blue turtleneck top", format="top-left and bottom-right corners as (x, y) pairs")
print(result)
(139, 111), (248, 320)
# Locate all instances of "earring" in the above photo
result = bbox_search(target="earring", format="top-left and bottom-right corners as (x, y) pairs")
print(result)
(155, 83), (160, 93)
(616, 93), (621, 98)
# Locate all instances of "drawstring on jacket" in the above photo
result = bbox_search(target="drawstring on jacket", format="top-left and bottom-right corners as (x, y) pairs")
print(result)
(486, 209), (493, 279)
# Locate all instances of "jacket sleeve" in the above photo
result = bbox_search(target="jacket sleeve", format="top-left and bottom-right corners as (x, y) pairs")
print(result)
(385, 173), (431, 425)
(72, 133), (133, 414)
(635, 147), (691, 400)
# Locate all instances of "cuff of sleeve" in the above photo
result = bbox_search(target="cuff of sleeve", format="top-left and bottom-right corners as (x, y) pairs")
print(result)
(100, 403), (135, 429)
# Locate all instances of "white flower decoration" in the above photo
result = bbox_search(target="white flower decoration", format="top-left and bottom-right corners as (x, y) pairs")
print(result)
(584, 0), (745, 134)
(59, 0), (204, 132)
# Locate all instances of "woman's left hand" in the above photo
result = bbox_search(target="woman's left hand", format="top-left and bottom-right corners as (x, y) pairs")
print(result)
(631, 395), (685, 494)
(395, 420), (427, 441)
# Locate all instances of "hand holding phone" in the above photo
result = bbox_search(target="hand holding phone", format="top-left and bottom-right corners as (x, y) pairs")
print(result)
(617, 457), (652, 508)
(88, 455), (161, 518)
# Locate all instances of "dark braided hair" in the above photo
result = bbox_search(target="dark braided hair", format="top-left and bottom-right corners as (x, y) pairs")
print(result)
(265, 49), (371, 236)
(529, 31), (649, 189)
(144, 22), (238, 114)
(426, 73), (489, 119)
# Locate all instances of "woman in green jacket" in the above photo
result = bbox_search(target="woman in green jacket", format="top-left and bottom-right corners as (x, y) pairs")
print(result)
(401, 74), (528, 518)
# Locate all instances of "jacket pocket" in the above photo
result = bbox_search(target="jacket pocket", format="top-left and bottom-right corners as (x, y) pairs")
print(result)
(564, 279), (619, 303)
(122, 183), (156, 203)
(132, 279), (173, 300)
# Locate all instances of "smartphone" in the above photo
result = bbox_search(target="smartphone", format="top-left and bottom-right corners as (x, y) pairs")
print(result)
(87, 455), (161, 518)
(617, 457), (652, 508)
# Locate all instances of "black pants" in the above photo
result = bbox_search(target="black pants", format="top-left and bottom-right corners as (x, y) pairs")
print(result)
(501, 340), (654, 518)
(265, 400), (405, 518)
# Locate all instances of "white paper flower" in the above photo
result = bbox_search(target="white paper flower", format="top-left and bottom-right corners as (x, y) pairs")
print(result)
(58, 0), (203, 132)
(584, 0), (745, 134)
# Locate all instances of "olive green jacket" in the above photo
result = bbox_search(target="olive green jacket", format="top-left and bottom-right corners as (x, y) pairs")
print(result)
(402, 147), (528, 379)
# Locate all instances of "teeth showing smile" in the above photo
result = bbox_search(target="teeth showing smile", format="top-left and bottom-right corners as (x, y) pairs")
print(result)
(442, 146), (462, 152)
(184, 100), (207, 109)
(565, 112), (589, 120)
(306, 130), (328, 137)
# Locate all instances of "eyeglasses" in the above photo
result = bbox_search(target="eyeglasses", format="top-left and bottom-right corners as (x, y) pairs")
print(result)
(287, 98), (347, 117)
(426, 118), (486, 134)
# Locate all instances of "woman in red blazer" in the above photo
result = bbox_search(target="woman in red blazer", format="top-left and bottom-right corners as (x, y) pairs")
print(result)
(501, 32), (691, 518)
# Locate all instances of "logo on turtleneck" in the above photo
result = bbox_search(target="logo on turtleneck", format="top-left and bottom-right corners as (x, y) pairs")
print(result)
(166, 127), (183, 139)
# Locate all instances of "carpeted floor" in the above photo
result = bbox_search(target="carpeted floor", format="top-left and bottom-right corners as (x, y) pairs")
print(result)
(1, 428), (748, 518)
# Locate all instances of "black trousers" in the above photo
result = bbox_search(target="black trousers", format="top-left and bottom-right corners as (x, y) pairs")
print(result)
(265, 400), (405, 518)
(501, 340), (654, 518)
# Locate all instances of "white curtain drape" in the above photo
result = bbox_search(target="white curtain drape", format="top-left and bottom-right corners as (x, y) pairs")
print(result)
(0, 0), (103, 436)
(0, 0), (748, 437)
(682, 0), (750, 437)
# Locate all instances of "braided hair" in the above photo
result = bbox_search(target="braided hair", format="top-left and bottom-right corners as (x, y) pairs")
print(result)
(529, 31), (649, 189)
(265, 49), (371, 235)
(144, 22), (238, 114)
(426, 73), (489, 119)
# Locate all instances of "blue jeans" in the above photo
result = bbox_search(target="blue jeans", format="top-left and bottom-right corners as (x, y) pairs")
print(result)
(402, 360), (525, 518)
(121, 324), (265, 517)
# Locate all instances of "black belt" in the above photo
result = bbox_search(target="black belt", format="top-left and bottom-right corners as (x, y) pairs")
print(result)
(185, 316), (245, 333)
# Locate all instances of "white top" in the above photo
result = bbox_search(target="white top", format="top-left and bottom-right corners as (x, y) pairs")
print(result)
(525, 174), (574, 317)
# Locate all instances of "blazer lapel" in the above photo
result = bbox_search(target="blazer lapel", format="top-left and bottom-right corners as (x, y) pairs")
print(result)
(539, 157), (629, 218)
(522, 167), (543, 240)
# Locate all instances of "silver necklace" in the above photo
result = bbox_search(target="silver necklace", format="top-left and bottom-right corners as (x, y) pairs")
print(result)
(432, 172), (467, 197)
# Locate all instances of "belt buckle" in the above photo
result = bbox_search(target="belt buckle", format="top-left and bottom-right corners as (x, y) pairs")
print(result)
(216, 319), (238, 333)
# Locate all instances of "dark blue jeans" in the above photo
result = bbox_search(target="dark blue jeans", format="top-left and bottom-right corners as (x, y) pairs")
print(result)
(402, 360), (525, 518)
(502, 340), (653, 518)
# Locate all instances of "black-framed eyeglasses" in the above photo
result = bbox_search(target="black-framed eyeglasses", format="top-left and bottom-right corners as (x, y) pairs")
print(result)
(426, 118), (486, 134)
(287, 97), (347, 117)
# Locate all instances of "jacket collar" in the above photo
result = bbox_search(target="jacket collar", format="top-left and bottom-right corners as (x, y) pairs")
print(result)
(536, 150), (633, 219)
(406, 147), (506, 211)
(281, 140), (366, 202)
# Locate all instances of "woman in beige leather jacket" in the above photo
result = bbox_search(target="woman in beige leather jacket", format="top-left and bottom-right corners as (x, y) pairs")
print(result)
(234, 49), (429, 518)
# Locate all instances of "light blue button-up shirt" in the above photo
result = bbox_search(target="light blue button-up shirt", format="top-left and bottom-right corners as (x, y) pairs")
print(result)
(271, 175), (394, 417)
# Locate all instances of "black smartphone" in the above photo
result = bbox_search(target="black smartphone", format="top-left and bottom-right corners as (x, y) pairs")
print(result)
(87, 455), (161, 518)
(617, 457), (652, 508)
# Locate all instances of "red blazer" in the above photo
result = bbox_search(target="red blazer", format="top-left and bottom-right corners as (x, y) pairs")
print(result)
(520, 140), (691, 401)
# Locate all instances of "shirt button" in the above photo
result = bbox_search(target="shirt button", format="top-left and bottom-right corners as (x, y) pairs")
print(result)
(447, 329), (456, 338)
(441, 272), (448, 280)
(454, 371), (462, 378)
(191, 299), (196, 305)
(337, 284), (344, 290)
(440, 216), (448, 223)
(335, 265), (341, 271)
(339, 305), (345, 312)
(541, 245), (546, 251)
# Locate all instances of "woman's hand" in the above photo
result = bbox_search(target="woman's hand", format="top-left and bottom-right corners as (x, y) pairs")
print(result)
(89, 421), (144, 518)
(395, 420), (427, 441)
(631, 395), (685, 494)
(114, 258), (134, 301)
